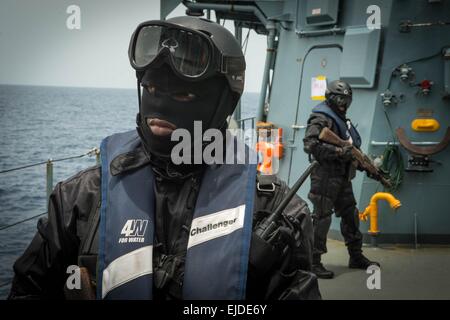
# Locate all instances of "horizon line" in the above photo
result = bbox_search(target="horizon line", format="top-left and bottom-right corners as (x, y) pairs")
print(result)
(0, 83), (261, 94)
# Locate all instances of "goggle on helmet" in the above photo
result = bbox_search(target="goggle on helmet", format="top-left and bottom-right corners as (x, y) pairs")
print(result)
(128, 16), (246, 96)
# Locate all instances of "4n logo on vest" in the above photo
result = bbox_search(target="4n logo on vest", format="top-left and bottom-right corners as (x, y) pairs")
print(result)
(118, 219), (148, 244)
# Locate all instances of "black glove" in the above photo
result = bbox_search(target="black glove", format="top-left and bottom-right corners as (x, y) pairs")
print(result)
(339, 145), (354, 162)
(366, 170), (380, 181)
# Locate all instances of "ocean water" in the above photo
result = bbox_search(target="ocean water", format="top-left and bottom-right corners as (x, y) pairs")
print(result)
(0, 85), (258, 298)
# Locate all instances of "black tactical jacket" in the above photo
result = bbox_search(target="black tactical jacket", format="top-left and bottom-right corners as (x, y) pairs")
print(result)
(303, 112), (358, 178)
(8, 146), (319, 300)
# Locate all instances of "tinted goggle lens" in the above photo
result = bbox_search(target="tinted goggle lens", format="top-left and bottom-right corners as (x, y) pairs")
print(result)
(133, 25), (211, 77)
(336, 95), (352, 108)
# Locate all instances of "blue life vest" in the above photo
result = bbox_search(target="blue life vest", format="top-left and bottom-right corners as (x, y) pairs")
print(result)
(312, 102), (362, 148)
(97, 130), (256, 300)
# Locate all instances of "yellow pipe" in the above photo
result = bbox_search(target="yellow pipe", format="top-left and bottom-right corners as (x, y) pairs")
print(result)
(359, 192), (401, 235)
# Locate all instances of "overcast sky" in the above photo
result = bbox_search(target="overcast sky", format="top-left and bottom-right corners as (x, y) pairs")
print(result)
(0, 0), (265, 92)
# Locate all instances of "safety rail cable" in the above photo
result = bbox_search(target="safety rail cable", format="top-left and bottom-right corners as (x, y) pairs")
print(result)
(0, 148), (99, 231)
(0, 148), (99, 175)
(0, 212), (47, 231)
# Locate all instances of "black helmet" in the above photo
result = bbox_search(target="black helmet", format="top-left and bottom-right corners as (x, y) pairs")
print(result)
(129, 16), (246, 96)
(325, 80), (353, 113)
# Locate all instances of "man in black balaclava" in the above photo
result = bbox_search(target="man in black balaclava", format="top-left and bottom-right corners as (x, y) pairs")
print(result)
(303, 80), (380, 279)
(137, 64), (234, 160)
(9, 16), (320, 300)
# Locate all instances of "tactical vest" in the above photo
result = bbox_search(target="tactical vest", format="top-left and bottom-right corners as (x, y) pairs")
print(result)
(97, 130), (256, 299)
(312, 102), (361, 148)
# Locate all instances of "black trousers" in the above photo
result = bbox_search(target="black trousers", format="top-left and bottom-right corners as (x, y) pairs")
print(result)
(308, 166), (363, 263)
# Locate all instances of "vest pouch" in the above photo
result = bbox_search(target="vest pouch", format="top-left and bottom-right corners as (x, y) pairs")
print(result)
(249, 232), (283, 277)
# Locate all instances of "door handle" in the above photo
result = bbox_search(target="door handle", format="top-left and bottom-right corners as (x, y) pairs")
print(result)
(291, 124), (307, 130)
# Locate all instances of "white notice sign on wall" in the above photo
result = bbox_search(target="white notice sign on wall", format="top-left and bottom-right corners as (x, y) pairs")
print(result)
(311, 76), (327, 101)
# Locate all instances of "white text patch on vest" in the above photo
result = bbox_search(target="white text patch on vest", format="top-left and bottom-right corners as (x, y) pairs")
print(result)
(118, 219), (148, 243)
(187, 205), (245, 249)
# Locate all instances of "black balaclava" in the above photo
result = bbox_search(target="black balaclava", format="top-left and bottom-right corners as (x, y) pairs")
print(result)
(325, 80), (353, 119)
(327, 94), (352, 119)
(136, 63), (236, 163)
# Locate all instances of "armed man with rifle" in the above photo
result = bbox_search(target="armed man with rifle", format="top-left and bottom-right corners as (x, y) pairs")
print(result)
(303, 80), (385, 279)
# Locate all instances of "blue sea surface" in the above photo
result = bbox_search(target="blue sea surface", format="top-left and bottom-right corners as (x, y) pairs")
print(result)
(0, 84), (258, 299)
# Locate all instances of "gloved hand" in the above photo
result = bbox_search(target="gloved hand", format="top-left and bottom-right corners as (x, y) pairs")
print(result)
(338, 145), (354, 162)
(366, 170), (380, 181)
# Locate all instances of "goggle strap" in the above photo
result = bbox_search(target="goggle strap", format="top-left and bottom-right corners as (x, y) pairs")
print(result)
(221, 56), (246, 74)
(220, 55), (227, 74)
(137, 78), (142, 112)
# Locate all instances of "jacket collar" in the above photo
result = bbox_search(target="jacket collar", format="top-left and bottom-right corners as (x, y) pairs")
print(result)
(110, 143), (205, 180)
(110, 146), (151, 176)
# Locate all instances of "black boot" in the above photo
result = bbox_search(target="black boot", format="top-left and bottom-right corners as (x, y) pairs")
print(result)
(348, 254), (380, 269)
(312, 263), (335, 279)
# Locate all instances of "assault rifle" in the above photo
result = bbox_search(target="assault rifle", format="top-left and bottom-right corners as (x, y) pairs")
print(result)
(318, 127), (392, 188)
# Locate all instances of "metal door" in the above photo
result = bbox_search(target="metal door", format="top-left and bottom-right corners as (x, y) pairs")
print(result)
(287, 46), (342, 203)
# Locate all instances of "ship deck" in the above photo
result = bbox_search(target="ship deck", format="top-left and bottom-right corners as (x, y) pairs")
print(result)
(318, 239), (450, 299)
